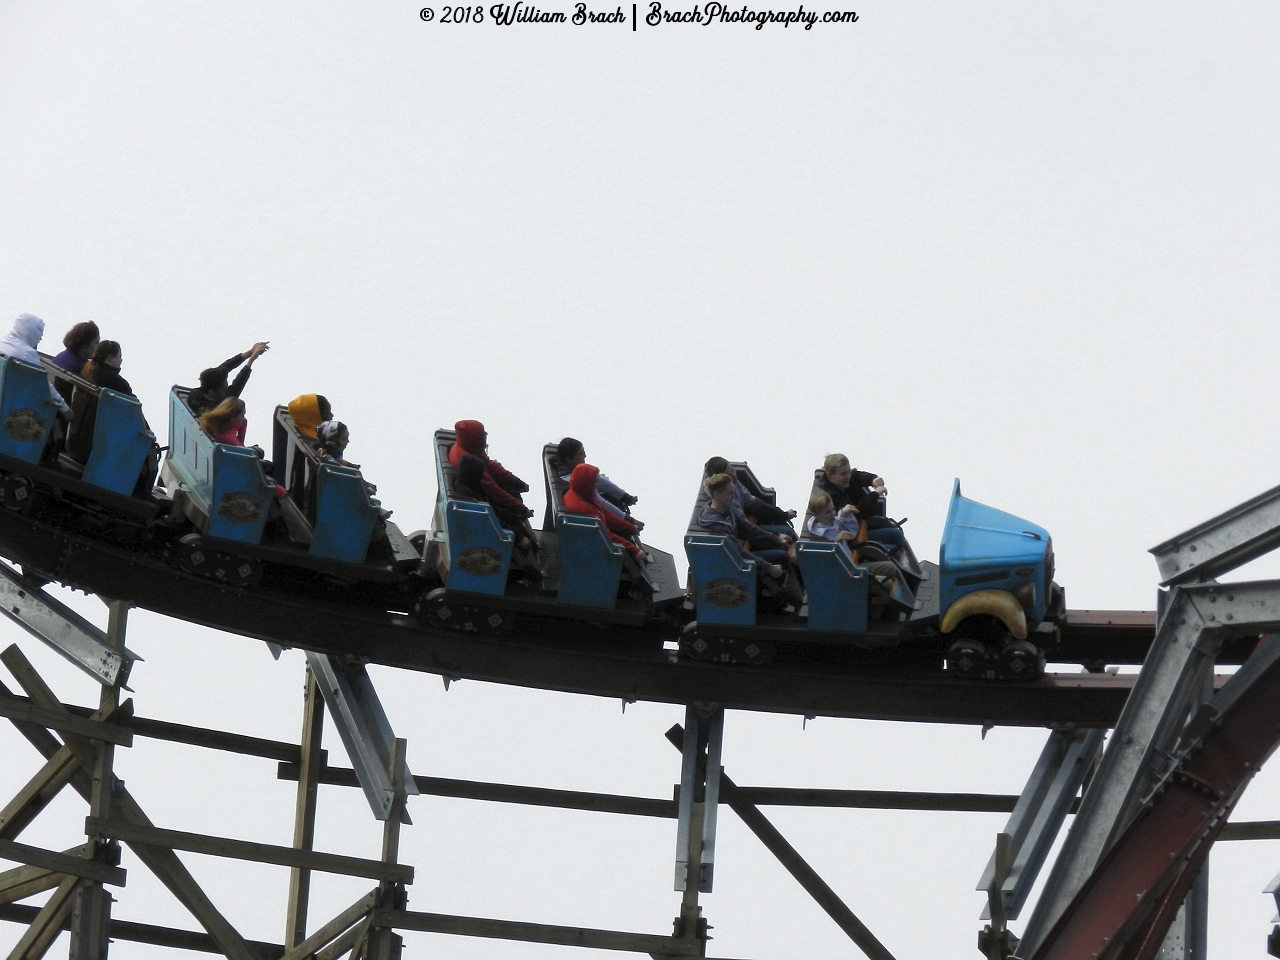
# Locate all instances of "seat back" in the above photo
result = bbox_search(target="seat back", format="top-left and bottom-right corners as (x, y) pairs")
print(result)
(432, 428), (513, 596)
(684, 467), (758, 626)
(166, 387), (273, 544)
(542, 441), (630, 609)
(0, 356), (57, 464)
(793, 540), (869, 632)
(272, 406), (381, 565)
(555, 513), (625, 608)
(540, 443), (570, 532)
(310, 462), (380, 565)
(82, 388), (154, 496)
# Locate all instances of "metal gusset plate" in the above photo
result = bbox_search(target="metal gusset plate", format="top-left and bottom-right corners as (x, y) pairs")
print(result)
(305, 652), (418, 822)
(0, 561), (138, 687)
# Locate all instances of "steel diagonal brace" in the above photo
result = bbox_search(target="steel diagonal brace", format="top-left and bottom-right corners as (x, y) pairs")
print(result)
(1149, 481), (1280, 586)
(1024, 582), (1280, 960)
(0, 562), (138, 688)
(305, 652), (418, 822)
(1030, 632), (1280, 960)
(665, 725), (899, 960)
(977, 727), (1105, 922)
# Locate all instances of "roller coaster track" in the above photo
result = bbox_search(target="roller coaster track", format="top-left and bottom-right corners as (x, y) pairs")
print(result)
(0, 495), (1201, 730)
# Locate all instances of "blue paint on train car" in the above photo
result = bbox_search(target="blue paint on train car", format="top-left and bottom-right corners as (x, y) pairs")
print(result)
(685, 535), (758, 626)
(442, 500), (514, 595)
(432, 429), (514, 596)
(793, 540), (869, 633)
(166, 390), (273, 545)
(939, 479), (1050, 624)
(310, 462), (380, 564)
(554, 513), (625, 608)
(81, 389), (154, 496)
(0, 357), (57, 464)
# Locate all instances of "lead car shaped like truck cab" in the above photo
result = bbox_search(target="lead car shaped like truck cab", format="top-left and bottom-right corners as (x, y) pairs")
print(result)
(939, 479), (1065, 681)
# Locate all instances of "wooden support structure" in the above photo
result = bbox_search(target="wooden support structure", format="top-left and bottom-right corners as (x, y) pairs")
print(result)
(0, 593), (1276, 960)
(285, 665), (326, 950)
(69, 599), (127, 960)
(83, 818), (412, 884)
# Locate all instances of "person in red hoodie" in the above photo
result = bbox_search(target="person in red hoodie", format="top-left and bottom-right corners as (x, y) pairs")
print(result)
(563, 463), (644, 560)
(447, 420), (533, 522)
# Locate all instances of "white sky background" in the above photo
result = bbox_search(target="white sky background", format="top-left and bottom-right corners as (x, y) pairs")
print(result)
(1, 1), (1279, 957)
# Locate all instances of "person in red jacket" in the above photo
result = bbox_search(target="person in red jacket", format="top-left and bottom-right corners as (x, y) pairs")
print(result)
(563, 463), (644, 560)
(447, 420), (533, 522)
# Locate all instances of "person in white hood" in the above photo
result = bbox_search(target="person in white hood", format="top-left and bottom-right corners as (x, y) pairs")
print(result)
(0, 314), (71, 415)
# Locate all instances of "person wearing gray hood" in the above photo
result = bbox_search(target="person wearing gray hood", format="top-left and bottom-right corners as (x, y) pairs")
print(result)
(0, 314), (71, 416)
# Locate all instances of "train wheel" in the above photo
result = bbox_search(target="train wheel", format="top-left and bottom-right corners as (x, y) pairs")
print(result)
(945, 638), (990, 679)
(996, 639), (1044, 681)
(169, 534), (263, 588)
(679, 624), (774, 666)
(171, 533), (209, 576)
(0, 475), (33, 513)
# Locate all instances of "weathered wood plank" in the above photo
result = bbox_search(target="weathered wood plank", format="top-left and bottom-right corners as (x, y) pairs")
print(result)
(87, 818), (413, 884)
(372, 909), (702, 955)
(0, 839), (124, 886)
(279, 891), (375, 960)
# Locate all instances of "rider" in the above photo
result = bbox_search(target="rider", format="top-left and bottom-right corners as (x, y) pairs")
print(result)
(188, 341), (270, 416)
(698, 472), (793, 581)
(0, 314), (70, 417)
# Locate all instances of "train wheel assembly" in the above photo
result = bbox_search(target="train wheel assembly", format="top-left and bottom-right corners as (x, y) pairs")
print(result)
(0, 474), (33, 513)
(679, 623), (775, 666)
(168, 533), (263, 588)
(415, 587), (513, 636)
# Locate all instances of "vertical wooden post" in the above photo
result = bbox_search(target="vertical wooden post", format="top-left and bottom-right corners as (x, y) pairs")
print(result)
(69, 600), (127, 960)
(285, 667), (326, 950)
(366, 738), (407, 960)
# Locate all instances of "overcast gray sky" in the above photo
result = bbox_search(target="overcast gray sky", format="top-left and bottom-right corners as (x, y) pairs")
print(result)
(2, 1), (1279, 957)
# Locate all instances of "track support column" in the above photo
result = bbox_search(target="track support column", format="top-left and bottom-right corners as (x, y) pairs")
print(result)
(69, 600), (128, 960)
(285, 665), (326, 950)
(672, 706), (723, 953)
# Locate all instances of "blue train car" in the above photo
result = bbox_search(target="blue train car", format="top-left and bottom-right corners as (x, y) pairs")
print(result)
(681, 465), (1062, 678)
(416, 429), (684, 633)
(161, 389), (418, 586)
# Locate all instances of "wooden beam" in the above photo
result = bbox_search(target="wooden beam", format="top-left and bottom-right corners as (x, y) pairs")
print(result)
(0, 747), (79, 842)
(1220, 820), (1280, 840)
(372, 909), (703, 956)
(277, 761), (1054, 816)
(6, 874), (78, 960)
(279, 891), (376, 960)
(315, 915), (370, 960)
(0, 863), (63, 907)
(0, 903), (287, 958)
(0, 839), (124, 886)
(285, 667), (325, 950)
(86, 818), (413, 884)
(666, 724), (899, 960)
(0, 690), (130, 748)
